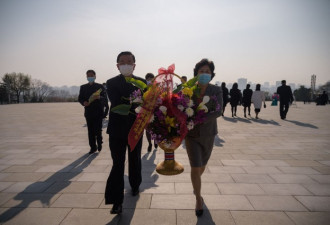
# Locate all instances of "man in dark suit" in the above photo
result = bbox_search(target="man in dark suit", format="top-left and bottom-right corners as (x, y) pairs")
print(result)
(276, 80), (294, 120)
(105, 51), (146, 214)
(78, 70), (107, 154)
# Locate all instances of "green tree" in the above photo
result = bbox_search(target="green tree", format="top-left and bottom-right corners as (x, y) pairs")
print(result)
(2, 73), (31, 103)
(293, 85), (311, 102)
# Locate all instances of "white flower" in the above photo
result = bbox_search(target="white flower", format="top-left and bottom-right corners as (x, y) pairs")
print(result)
(199, 104), (208, 113)
(149, 114), (154, 123)
(187, 121), (194, 130)
(135, 106), (142, 114)
(202, 96), (210, 104)
(159, 106), (167, 114)
(132, 97), (143, 104)
(177, 105), (184, 111)
(185, 107), (194, 117)
(188, 99), (194, 107)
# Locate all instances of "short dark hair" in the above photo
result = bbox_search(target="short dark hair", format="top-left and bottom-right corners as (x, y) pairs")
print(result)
(221, 82), (226, 87)
(86, 70), (96, 75)
(232, 83), (238, 89)
(256, 84), (261, 91)
(117, 51), (135, 63)
(246, 84), (250, 89)
(281, 80), (286, 84)
(193, 58), (215, 79)
(145, 73), (155, 80)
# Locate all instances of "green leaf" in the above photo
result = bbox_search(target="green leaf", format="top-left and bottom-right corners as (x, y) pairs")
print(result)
(192, 85), (201, 98)
(184, 76), (198, 88)
(111, 104), (131, 115)
(173, 85), (182, 93)
(125, 77), (147, 90)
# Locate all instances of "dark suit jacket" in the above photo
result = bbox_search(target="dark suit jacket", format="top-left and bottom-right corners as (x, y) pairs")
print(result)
(78, 82), (107, 118)
(277, 85), (293, 103)
(106, 74), (146, 138)
(186, 84), (223, 138)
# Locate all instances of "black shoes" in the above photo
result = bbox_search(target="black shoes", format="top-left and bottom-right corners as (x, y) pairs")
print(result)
(88, 149), (97, 154)
(110, 204), (122, 214)
(148, 144), (158, 152)
(97, 144), (102, 152)
(195, 197), (204, 217)
(132, 188), (139, 196)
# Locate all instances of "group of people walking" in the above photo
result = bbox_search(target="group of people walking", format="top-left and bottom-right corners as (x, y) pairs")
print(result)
(78, 51), (294, 218)
(78, 52), (222, 217)
(221, 80), (293, 119)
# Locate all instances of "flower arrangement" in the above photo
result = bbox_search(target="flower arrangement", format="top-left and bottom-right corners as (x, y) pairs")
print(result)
(111, 64), (221, 151)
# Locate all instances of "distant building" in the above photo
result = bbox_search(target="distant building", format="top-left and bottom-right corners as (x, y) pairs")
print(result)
(237, 78), (247, 90)
(263, 82), (270, 88)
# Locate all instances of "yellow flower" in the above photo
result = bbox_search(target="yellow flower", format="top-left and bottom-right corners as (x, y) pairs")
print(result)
(165, 116), (176, 132)
(182, 87), (193, 97)
(143, 89), (150, 100)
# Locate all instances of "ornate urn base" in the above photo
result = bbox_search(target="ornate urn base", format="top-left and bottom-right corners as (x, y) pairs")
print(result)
(156, 137), (184, 175)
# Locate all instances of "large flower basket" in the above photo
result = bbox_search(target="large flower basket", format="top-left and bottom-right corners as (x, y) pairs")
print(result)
(156, 137), (184, 175)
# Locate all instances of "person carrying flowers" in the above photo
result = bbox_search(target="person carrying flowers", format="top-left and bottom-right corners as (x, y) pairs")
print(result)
(185, 58), (223, 217)
(104, 51), (147, 215)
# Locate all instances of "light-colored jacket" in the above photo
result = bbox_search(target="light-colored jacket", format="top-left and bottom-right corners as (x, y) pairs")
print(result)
(251, 90), (265, 109)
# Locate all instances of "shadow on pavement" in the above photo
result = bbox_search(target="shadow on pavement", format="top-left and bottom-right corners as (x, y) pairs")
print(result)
(251, 118), (280, 126)
(106, 150), (159, 224)
(234, 117), (252, 123)
(214, 135), (225, 147)
(196, 204), (216, 225)
(0, 153), (98, 223)
(222, 116), (238, 123)
(286, 120), (318, 129)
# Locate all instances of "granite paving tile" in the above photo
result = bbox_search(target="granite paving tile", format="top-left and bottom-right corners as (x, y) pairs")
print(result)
(1, 207), (71, 225)
(258, 184), (312, 195)
(231, 211), (295, 225)
(286, 212), (330, 225)
(177, 209), (236, 225)
(247, 195), (307, 211)
(302, 183), (330, 195)
(217, 183), (265, 195)
(295, 196), (330, 211)
(50, 193), (104, 208)
(270, 174), (317, 184)
(231, 174), (274, 183)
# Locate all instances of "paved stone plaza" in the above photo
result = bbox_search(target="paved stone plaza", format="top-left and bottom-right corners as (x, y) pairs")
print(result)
(0, 102), (329, 225)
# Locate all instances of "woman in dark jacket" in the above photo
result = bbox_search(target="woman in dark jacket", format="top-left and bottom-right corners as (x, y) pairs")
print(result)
(229, 83), (242, 117)
(185, 58), (223, 217)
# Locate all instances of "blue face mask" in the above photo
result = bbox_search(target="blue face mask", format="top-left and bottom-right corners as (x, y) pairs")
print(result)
(87, 77), (95, 83)
(198, 73), (211, 84)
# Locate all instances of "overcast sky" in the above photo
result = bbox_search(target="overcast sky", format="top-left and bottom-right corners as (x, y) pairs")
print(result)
(0, 0), (329, 87)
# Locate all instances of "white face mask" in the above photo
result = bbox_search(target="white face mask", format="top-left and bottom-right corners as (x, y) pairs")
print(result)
(119, 64), (134, 76)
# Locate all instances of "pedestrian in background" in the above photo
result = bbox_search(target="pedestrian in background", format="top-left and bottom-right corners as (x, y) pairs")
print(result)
(145, 73), (158, 152)
(276, 80), (293, 119)
(78, 70), (107, 154)
(242, 84), (253, 118)
(221, 82), (229, 116)
(229, 82), (242, 117)
(251, 84), (266, 119)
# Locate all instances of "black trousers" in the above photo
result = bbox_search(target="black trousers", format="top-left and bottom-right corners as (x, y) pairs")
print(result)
(279, 102), (289, 119)
(105, 136), (142, 205)
(85, 116), (103, 150)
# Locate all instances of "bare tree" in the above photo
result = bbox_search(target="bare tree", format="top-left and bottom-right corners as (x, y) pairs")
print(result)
(2, 73), (31, 103)
(30, 79), (52, 102)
